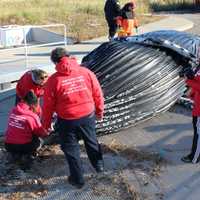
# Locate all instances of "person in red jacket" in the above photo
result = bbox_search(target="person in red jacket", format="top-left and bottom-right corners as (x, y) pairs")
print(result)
(16, 69), (48, 116)
(4, 91), (49, 169)
(181, 67), (200, 163)
(42, 47), (104, 188)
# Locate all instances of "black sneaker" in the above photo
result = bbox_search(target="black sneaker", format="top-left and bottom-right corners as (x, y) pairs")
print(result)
(68, 176), (85, 189)
(181, 155), (192, 163)
(95, 161), (104, 173)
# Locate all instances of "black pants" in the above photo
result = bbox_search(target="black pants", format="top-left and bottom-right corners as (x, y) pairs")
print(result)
(106, 18), (117, 38)
(5, 136), (41, 156)
(57, 113), (103, 184)
(188, 116), (200, 163)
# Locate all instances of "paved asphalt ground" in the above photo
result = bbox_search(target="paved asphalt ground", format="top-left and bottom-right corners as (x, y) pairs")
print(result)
(175, 13), (200, 35)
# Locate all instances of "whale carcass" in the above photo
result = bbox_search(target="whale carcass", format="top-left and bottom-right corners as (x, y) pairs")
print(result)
(82, 30), (200, 135)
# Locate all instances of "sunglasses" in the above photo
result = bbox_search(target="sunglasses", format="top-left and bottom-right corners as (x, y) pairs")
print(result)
(40, 75), (48, 80)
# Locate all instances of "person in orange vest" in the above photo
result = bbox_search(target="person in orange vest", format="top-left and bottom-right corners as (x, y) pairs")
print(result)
(116, 1), (139, 38)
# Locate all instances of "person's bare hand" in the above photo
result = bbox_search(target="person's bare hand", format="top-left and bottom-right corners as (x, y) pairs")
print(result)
(96, 115), (103, 121)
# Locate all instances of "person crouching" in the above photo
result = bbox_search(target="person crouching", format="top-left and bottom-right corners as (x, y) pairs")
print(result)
(15, 69), (48, 117)
(4, 91), (49, 170)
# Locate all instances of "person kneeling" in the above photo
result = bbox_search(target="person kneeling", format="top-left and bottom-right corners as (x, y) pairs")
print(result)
(4, 91), (49, 170)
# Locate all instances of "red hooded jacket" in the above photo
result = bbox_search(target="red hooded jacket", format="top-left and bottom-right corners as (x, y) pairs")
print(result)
(42, 57), (104, 129)
(186, 70), (200, 116)
(16, 71), (44, 99)
(16, 71), (45, 116)
(5, 102), (47, 144)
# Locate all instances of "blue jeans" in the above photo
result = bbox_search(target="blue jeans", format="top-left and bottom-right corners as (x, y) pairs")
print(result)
(57, 113), (103, 184)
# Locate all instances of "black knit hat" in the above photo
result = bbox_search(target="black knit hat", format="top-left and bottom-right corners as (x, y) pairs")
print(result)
(51, 47), (70, 64)
(23, 91), (38, 106)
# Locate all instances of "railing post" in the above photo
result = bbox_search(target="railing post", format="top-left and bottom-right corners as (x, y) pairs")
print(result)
(23, 26), (28, 68)
(0, 23), (67, 69)
(64, 24), (67, 47)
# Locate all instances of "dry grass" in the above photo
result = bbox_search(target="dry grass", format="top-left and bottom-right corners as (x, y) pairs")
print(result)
(0, 0), (157, 42)
(102, 139), (167, 179)
(88, 139), (167, 200)
(89, 173), (139, 200)
(0, 144), (65, 200)
(102, 139), (165, 164)
(0, 0), (197, 41)
(0, 141), (167, 199)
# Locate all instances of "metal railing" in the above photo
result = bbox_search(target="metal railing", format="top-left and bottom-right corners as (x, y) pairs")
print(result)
(0, 23), (67, 68)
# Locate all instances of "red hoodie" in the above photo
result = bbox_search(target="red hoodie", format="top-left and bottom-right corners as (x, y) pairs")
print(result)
(42, 57), (104, 129)
(5, 102), (47, 144)
(16, 71), (44, 99)
(186, 70), (200, 116)
(16, 71), (45, 116)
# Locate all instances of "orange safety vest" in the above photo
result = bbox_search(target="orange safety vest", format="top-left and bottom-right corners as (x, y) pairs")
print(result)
(116, 8), (139, 37)
(121, 18), (138, 36)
